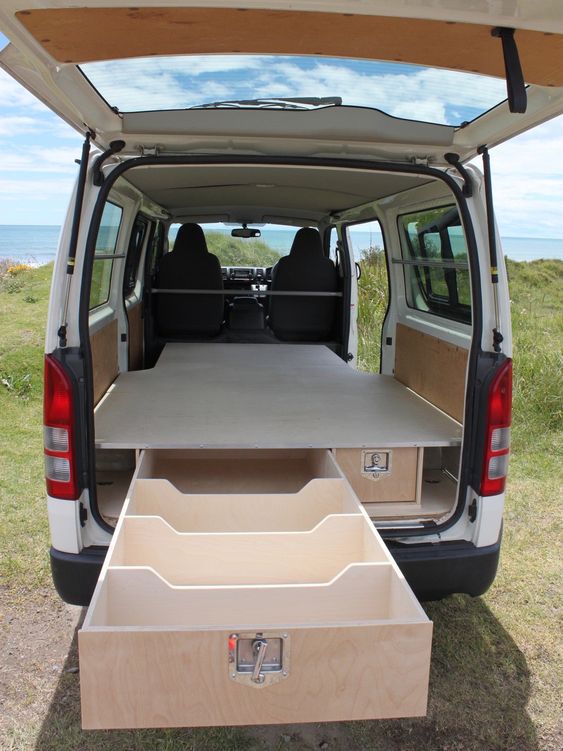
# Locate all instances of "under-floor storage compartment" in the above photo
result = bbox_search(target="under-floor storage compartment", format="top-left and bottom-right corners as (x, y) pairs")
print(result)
(79, 449), (432, 729)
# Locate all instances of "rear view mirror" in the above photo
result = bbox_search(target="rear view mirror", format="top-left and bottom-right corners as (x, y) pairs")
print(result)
(231, 227), (261, 238)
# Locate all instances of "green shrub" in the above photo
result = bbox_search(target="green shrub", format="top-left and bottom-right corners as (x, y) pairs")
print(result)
(174, 231), (282, 266)
(356, 246), (388, 372)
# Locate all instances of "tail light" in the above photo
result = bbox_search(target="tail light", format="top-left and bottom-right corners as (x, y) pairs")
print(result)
(480, 358), (512, 496)
(44, 354), (78, 500)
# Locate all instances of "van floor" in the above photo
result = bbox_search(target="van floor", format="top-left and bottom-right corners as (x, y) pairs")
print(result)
(93, 343), (461, 449)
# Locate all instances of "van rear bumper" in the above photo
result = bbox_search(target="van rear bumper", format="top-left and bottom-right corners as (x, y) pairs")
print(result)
(50, 546), (106, 606)
(51, 535), (501, 606)
(389, 536), (501, 601)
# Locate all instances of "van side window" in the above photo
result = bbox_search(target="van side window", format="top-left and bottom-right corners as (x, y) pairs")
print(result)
(327, 227), (338, 264)
(398, 206), (471, 323)
(89, 202), (122, 309)
(123, 215), (148, 297)
(147, 221), (164, 279)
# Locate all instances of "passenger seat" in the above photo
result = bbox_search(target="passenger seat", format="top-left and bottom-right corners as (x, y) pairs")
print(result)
(155, 223), (223, 337)
(268, 227), (338, 341)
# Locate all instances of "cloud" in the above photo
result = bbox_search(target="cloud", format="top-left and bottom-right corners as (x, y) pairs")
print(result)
(80, 55), (507, 123)
(0, 177), (75, 197)
(0, 115), (45, 135)
(471, 117), (563, 238)
(0, 146), (82, 173)
(0, 68), (46, 110)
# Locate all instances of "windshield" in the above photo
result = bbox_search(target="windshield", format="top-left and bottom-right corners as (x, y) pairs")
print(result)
(168, 223), (297, 266)
(80, 54), (508, 126)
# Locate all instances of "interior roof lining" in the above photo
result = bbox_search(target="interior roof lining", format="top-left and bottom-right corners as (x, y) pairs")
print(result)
(119, 163), (438, 220)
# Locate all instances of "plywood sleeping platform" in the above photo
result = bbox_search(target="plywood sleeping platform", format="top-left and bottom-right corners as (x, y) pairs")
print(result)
(94, 343), (462, 450)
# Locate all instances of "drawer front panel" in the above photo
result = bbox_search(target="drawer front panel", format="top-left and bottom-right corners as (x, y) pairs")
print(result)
(80, 622), (432, 729)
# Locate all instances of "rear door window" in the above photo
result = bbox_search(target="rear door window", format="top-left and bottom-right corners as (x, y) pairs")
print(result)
(398, 206), (471, 323)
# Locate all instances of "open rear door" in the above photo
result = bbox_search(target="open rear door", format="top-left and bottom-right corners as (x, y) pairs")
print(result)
(0, 2), (562, 162)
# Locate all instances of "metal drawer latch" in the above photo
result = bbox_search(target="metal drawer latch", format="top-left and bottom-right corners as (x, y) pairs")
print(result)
(361, 449), (392, 481)
(228, 632), (290, 687)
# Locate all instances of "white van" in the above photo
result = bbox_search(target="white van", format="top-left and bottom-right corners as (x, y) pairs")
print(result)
(2, 0), (562, 731)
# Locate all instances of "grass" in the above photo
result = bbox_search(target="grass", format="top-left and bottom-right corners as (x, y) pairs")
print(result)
(0, 256), (562, 750)
(177, 231), (282, 266)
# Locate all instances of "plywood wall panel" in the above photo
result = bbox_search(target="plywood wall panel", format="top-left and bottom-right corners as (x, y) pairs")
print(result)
(90, 319), (118, 406)
(394, 324), (468, 423)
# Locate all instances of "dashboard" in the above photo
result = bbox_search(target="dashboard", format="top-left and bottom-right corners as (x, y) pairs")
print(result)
(221, 266), (272, 285)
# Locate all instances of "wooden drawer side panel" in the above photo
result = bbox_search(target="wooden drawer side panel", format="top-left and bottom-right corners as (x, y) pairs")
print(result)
(79, 622), (433, 729)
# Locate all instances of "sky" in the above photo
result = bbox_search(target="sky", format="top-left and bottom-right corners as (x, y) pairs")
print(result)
(0, 39), (561, 237)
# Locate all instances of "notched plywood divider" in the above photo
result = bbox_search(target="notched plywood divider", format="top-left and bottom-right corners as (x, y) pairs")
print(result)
(90, 319), (118, 406)
(394, 323), (468, 422)
(85, 564), (417, 629)
(110, 514), (388, 585)
(128, 478), (360, 532)
(136, 448), (340, 494)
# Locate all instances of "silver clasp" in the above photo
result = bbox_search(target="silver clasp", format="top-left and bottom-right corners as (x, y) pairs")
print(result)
(228, 632), (290, 688)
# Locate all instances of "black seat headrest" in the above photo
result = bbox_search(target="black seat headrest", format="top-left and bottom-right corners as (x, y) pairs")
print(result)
(289, 227), (324, 258)
(173, 223), (208, 254)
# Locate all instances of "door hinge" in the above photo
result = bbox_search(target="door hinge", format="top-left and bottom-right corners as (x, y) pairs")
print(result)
(79, 503), (88, 526)
(468, 498), (478, 523)
(412, 156), (429, 167)
(140, 144), (159, 157)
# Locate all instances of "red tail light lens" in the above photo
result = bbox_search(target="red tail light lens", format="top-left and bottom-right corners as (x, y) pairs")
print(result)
(480, 359), (512, 496)
(44, 355), (78, 500)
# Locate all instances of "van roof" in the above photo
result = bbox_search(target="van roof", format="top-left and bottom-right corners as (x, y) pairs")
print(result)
(1, 2), (562, 163)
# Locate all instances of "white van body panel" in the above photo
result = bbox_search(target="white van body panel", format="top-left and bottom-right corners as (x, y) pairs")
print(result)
(474, 495), (505, 548)
(47, 496), (82, 554)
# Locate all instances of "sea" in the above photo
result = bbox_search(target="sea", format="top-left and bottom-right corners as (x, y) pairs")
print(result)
(0, 224), (561, 265)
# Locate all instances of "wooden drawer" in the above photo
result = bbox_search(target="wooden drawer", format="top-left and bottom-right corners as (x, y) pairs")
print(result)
(334, 447), (423, 505)
(79, 449), (432, 729)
